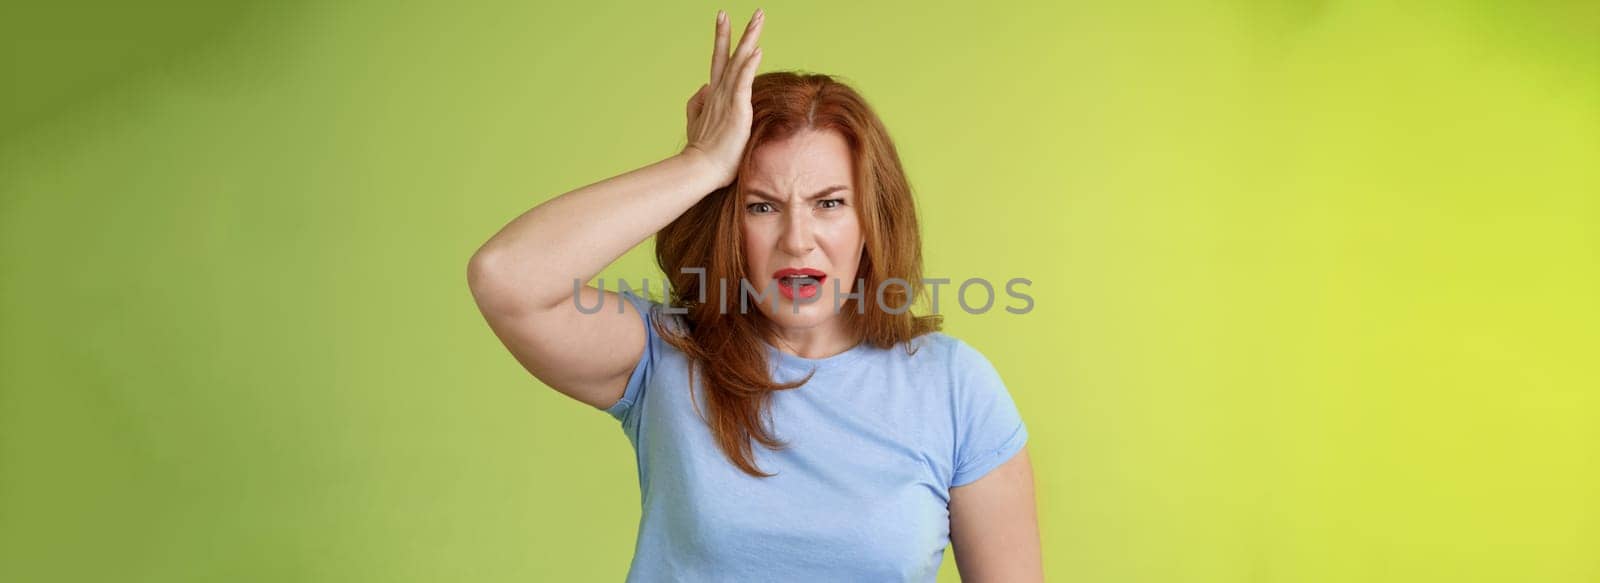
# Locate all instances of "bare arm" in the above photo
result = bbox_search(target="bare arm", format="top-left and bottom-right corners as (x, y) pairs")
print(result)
(949, 446), (1044, 582)
(466, 9), (765, 409)
(467, 153), (722, 408)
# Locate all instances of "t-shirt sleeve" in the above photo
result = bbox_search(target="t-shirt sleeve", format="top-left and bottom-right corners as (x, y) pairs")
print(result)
(948, 338), (1029, 488)
(601, 290), (661, 431)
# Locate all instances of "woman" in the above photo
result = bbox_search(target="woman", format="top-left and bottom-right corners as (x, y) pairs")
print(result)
(467, 8), (1041, 581)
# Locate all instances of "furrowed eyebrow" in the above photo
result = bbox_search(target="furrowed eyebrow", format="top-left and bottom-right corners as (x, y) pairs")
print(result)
(745, 185), (850, 202)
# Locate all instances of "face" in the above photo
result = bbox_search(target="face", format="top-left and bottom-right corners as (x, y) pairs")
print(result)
(739, 128), (865, 332)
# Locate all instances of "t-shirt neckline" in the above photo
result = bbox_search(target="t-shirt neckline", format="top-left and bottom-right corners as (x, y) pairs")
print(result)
(764, 337), (872, 371)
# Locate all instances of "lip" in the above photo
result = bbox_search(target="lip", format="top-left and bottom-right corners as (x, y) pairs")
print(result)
(772, 267), (827, 280)
(772, 267), (826, 301)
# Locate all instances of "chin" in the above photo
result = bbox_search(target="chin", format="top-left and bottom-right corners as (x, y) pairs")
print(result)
(757, 299), (835, 328)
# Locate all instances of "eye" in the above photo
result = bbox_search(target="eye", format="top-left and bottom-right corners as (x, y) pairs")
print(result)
(818, 198), (846, 210)
(746, 202), (777, 214)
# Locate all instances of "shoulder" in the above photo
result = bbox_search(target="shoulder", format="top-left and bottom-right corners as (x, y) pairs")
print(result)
(884, 332), (1003, 391)
(900, 330), (957, 355)
(902, 331), (990, 370)
(617, 289), (689, 336)
(922, 333), (1009, 401)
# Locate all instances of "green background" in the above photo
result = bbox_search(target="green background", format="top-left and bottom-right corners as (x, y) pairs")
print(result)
(2, 1), (1595, 581)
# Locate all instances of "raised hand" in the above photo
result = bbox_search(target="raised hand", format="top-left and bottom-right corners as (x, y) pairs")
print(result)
(683, 8), (765, 188)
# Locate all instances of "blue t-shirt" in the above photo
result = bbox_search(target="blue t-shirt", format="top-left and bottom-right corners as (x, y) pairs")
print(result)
(602, 291), (1029, 582)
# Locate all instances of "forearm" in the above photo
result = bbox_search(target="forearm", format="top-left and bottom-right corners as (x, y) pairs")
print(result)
(469, 151), (723, 313)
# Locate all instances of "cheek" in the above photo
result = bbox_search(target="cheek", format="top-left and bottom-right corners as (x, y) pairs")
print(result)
(818, 216), (863, 252)
(740, 224), (769, 264)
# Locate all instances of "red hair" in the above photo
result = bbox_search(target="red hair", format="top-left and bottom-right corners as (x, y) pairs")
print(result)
(651, 71), (941, 477)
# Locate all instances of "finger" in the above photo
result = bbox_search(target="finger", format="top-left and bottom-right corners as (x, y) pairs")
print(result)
(727, 9), (764, 85)
(733, 9), (764, 65)
(687, 83), (708, 118)
(711, 10), (729, 86)
(735, 48), (762, 102)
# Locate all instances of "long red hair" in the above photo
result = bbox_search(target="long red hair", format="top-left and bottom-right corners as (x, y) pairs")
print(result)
(651, 71), (941, 478)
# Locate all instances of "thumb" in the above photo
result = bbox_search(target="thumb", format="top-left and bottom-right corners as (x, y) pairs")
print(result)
(687, 83), (709, 118)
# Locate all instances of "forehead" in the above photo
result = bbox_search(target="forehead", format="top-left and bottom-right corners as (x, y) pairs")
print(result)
(746, 129), (854, 193)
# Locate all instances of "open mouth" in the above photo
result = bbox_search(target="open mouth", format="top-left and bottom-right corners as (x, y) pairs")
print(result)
(773, 268), (826, 301)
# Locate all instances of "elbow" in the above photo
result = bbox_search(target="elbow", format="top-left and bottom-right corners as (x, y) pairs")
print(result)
(467, 249), (520, 316)
(467, 247), (499, 288)
(468, 246), (571, 316)
(466, 248), (499, 297)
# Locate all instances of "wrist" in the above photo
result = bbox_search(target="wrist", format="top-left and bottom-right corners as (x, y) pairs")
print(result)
(674, 147), (731, 188)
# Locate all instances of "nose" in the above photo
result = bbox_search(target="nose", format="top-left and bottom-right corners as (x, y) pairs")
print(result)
(778, 206), (817, 257)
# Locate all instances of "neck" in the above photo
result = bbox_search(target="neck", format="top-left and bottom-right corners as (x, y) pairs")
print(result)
(767, 315), (860, 359)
